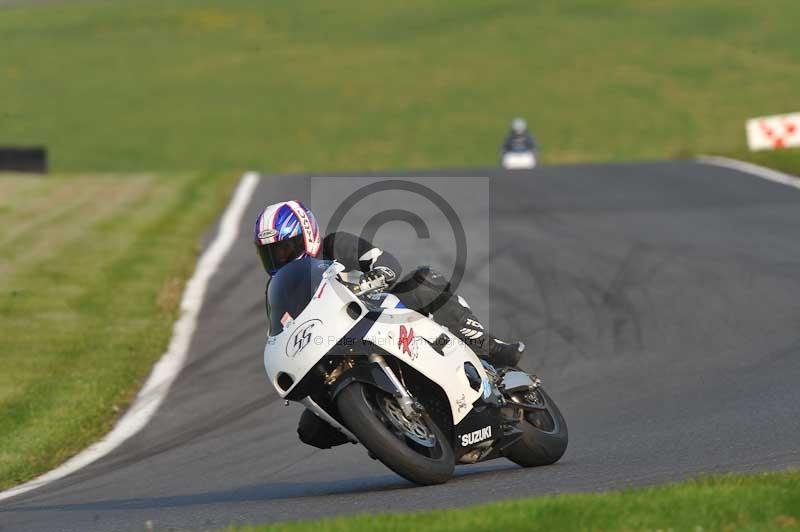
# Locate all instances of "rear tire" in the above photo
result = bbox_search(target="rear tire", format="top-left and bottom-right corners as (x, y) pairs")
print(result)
(505, 387), (568, 467)
(336, 382), (454, 485)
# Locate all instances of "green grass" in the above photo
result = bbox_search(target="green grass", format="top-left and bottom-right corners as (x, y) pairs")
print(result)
(226, 471), (800, 532)
(0, 171), (238, 490)
(1, 0), (800, 173)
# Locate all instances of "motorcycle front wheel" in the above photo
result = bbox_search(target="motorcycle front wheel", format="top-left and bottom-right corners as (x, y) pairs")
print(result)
(336, 382), (454, 485)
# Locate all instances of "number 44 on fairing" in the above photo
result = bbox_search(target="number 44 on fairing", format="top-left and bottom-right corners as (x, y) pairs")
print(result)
(263, 258), (568, 486)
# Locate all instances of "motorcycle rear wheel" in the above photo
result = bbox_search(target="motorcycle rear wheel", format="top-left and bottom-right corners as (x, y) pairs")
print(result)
(336, 382), (454, 485)
(505, 386), (568, 467)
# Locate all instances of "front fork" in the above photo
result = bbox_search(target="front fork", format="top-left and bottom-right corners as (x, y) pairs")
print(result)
(368, 353), (419, 418)
(296, 354), (422, 445)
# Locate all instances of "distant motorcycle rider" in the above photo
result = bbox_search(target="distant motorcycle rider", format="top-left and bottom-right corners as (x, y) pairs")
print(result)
(501, 117), (536, 153)
(254, 200), (524, 448)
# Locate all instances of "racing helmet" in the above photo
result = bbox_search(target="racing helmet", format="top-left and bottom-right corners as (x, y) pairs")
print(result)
(511, 117), (527, 134)
(254, 201), (321, 275)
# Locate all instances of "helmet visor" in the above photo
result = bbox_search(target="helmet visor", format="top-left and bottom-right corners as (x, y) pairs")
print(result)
(258, 234), (306, 274)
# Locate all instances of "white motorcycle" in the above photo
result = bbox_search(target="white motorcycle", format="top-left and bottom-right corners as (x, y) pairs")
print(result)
(263, 258), (567, 485)
(501, 146), (537, 170)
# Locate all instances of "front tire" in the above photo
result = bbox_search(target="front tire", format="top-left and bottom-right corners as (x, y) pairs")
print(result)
(336, 382), (454, 485)
(505, 387), (568, 467)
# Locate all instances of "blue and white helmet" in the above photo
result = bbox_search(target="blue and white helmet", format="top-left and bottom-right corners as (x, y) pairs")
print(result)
(254, 201), (321, 275)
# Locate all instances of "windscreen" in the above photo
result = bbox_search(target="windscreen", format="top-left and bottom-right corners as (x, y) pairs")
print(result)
(267, 257), (333, 335)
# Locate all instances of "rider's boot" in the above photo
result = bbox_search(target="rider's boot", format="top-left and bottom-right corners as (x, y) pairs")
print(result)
(484, 337), (525, 368)
(455, 314), (525, 367)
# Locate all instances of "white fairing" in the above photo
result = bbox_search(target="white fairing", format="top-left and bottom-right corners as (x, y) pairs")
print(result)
(263, 263), (488, 424)
(501, 150), (537, 170)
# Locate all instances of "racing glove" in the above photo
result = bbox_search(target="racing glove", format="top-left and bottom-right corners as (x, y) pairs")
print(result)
(358, 266), (397, 293)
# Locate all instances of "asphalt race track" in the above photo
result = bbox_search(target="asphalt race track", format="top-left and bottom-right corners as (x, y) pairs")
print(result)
(2, 161), (800, 531)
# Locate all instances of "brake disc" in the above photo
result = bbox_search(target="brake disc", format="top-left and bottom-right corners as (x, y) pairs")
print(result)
(379, 396), (436, 447)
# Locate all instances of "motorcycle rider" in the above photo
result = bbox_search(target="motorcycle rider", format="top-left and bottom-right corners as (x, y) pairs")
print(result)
(255, 200), (524, 448)
(501, 117), (536, 154)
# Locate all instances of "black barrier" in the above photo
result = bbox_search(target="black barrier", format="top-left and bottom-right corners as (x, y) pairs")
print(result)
(0, 147), (47, 173)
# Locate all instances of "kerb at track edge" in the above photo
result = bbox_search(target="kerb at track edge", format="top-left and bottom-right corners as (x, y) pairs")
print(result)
(697, 155), (800, 191)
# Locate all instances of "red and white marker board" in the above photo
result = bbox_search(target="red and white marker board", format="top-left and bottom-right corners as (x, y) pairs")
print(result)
(746, 112), (800, 151)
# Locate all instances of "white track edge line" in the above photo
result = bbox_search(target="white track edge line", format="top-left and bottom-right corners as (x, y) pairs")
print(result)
(697, 155), (800, 191)
(0, 171), (260, 503)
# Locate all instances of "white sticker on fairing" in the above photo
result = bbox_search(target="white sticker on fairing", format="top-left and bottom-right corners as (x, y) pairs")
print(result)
(286, 319), (322, 358)
(460, 425), (492, 446)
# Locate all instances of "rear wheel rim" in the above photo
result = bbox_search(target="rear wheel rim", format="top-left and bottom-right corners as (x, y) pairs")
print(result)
(515, 389), (557, 433)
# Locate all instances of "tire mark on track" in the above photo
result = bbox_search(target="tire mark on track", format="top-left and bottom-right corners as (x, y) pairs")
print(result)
(501, 234), (674, 363)
(177, 316), (265, 379)
(203, 261), (254, 304)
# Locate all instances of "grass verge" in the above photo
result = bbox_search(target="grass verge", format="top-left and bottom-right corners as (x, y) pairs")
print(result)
(1, 0), (800, 173)
(0, 171), (238, 490)
(226, 471), (800, 532)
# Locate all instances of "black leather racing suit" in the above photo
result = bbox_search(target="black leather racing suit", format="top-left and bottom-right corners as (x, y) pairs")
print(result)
(501, 131), (536, 153)
(321, 231), (486, 342)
